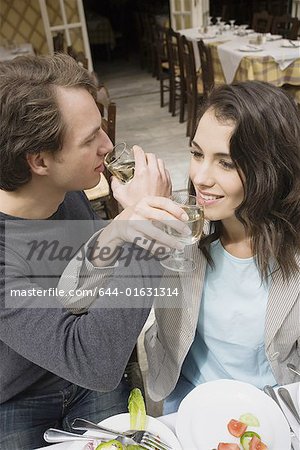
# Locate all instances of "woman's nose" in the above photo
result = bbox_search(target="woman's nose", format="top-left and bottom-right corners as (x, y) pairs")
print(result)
(193, 164), (215, 187)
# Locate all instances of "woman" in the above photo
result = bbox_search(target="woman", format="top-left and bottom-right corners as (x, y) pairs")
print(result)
(144, 81), (300, 413)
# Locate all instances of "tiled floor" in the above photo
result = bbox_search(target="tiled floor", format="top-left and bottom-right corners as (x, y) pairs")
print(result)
(95, 56), (193, 415)
(95, 57), (191, 191)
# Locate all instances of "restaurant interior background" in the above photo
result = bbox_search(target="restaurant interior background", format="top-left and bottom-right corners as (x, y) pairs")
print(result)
(0, 0), (296, 66)
(1, 0), (300, 418)
(83, 0), (293, 62)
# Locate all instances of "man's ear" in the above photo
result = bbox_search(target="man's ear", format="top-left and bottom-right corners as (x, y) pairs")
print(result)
(26, 152), (50, 176)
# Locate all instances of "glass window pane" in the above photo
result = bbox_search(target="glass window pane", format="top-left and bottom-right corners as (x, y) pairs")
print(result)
(46, 0), (63, 26)
(175, 0), (181, 12)
(184, 0), (191, 12)
(69, 28), (84, 53)
(65, 0), (80, 24)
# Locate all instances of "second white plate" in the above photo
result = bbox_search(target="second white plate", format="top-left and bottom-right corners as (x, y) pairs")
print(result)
(176, 379), (291, 450)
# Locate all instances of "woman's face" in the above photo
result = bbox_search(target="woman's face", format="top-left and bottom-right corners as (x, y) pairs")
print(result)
(190, 109), (244, 226)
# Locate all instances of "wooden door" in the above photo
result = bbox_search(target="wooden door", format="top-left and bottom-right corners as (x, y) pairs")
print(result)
(169, 0), (210, 30)
(39, 0), (93, 70)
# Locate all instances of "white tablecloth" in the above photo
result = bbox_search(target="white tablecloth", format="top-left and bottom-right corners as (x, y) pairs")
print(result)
(178, 27), (300, 83)
(217, 37), (300, 83)
(0, 43), (34, 62)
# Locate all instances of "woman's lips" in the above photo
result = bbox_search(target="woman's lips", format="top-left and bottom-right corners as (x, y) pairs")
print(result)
(197, 192), (224, 206)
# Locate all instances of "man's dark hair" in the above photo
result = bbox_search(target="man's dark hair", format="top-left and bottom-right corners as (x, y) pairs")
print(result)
(0, 53), (97, 191)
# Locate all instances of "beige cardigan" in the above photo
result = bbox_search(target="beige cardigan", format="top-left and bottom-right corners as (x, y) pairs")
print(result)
(145, 242), (300, 402)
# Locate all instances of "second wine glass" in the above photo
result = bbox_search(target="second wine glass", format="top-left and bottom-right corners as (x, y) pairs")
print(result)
(104, 142), (135, 183)
(160, 191), (204, 272)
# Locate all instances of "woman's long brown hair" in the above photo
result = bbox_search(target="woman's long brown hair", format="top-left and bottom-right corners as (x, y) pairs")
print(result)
(192, 81), (300, 281)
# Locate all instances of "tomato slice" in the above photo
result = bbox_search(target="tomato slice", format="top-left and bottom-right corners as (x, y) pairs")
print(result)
(249, 435), (268, 450)
(227, 419), (248, 437)
(218, 444), (240, 450)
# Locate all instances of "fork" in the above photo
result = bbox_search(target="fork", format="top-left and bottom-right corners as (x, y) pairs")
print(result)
(72, 417), (172, 450)
(43, 428), (135, 445)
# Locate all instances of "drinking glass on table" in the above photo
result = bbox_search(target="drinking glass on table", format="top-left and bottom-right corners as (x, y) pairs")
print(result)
(160, 191), (204, 273)
(229, 19), (235, 30)
(104, 142), (135, 183)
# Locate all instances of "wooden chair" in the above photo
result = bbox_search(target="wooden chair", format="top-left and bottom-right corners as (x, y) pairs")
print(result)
(84, 88), (119, 219)
(53, 32), (64, 53)
(180, 35), (205, 142)
(197, 40), (215, 97)
(166, 28), (186, 123)
(252, 11), (273, 33)
(271, 15), (300, 39)
(153, 24), (172, 110)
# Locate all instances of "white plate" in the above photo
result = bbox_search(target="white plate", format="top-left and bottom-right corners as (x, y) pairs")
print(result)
(281, 40), (300, 48)
(176, 379), (291, 450)
(198, 33), (216, 39)
(70, 413), (182, 450)
(266, 34), (282, 41)
(238, 45), (263, 52)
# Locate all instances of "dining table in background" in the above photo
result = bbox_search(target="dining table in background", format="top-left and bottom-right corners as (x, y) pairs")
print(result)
(178, 26), (300, 87)
(0, 42), (35, 62)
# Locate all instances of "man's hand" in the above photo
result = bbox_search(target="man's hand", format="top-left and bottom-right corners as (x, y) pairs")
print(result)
(110, 146), (172, 208)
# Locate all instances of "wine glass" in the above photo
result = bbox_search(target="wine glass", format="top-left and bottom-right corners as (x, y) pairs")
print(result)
(229, 19), (235, 30)
(104, 142), (135, 183)
(160, 192), (204, 273)
(216, 16), (222, 26)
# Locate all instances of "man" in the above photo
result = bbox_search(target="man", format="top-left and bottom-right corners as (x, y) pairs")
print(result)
(0, 53), (187, 449)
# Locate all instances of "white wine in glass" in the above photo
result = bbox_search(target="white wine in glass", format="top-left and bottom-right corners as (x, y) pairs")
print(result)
(164, 205), (204, 246)
(160, 192), (204, 272)
(104, 142), (135, 183)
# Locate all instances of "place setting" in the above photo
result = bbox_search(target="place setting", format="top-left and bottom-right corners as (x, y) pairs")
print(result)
(175, 379), (298, 450)
(280, 39), (300, 48)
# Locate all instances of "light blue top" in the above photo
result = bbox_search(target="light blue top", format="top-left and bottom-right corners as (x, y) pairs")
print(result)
(182, 239), (277, 389)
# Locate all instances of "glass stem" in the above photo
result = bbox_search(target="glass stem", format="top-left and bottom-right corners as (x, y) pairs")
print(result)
(173, 248), (185, 260)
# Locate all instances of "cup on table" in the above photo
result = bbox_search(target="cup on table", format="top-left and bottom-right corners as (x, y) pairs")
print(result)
(104, 142), (135, 183)
(256, 33), (266, 45)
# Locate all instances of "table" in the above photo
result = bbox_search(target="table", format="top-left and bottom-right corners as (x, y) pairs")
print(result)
(37, 382), (299, 449)
(0, 43), (34, 62)
(178, 27), (300, 87)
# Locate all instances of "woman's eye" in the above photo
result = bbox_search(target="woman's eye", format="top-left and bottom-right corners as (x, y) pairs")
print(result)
(220, 159), (235, 170)
(190, 150), (203, 160)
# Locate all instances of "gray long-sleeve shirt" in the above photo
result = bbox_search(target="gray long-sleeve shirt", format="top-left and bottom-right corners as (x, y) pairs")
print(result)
(0, 192), (162, 404)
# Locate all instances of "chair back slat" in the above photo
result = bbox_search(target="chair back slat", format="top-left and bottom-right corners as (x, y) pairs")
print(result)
(271, 15), (300, 39)
(197, 40), (214, 97)
(252, 11), (273, 33)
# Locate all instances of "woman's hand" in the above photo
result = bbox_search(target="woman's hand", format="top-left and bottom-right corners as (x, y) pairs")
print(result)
(110, 146), (172, 208)
(91, 196), (190, 266)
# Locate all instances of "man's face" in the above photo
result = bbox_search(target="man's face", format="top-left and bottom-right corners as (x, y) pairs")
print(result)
(46, 86), (113, 192)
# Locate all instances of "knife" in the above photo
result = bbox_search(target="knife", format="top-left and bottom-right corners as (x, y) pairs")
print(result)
(278, 387), (300, 425)
(263, 385), (297, 450)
